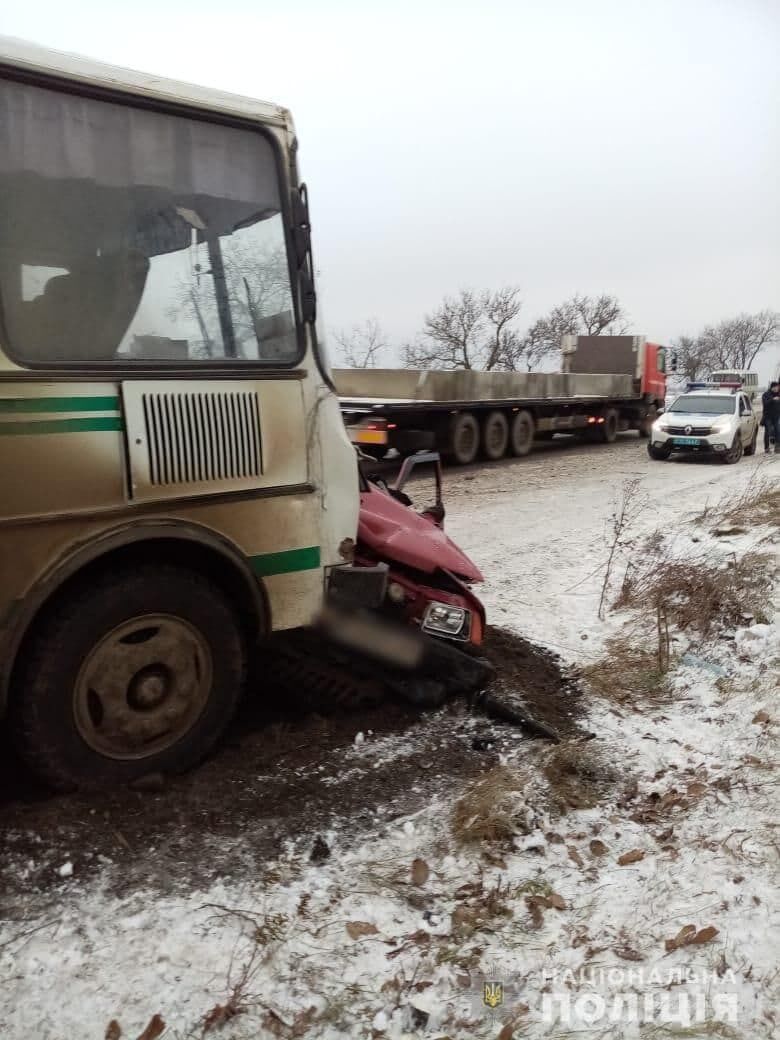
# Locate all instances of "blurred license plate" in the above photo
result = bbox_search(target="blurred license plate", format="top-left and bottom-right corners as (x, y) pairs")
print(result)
(673, 437), (701, 446)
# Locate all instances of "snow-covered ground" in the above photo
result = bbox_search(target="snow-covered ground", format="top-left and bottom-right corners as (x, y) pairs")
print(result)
(1, 439), (778, 1040)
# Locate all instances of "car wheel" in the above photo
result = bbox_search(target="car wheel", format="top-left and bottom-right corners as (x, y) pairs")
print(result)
(723, 434), (744, 465)
(744, 429), (758, 457)
(648, 443), (672, 461)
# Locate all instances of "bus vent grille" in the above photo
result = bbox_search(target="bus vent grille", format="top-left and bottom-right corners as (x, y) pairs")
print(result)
(141, 391), (263, 485)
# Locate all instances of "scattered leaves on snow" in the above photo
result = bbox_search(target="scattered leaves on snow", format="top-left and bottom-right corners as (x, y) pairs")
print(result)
(346, 921), (379, 940)
(664, 923), (720, 952)
(617, 848), (646, 865)
(410, 857), (429, 885)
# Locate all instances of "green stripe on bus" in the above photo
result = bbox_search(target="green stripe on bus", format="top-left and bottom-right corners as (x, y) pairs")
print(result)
(0, 417), (124, 436)
(250, 546), (321, 577)
(0, 396), (120, 414)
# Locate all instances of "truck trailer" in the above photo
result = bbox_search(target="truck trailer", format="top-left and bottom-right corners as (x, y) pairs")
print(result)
(336, 335), (668, 464)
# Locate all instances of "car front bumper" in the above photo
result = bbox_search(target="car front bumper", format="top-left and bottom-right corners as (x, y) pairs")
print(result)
(650, 429), (735, 454)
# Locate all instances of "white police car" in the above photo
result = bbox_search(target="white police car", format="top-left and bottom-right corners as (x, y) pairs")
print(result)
(648, 389), (758, 463)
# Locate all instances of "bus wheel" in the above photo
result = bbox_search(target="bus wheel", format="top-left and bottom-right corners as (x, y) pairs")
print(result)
(510, 410), (536, 456)
(11, 564), (246, 791)
(447, 412), (479, 465)
(481, 411), (509, 460)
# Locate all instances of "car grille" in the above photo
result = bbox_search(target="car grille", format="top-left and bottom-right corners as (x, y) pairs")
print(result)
(663, 425), (713, 436)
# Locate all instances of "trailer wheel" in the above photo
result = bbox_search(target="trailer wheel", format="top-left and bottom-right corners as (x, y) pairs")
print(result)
(10, 564), (246, 791)
(447, 412), (480, 465)
(509, 410), (535, 456)
(600, 409), (619, 443)
(481, 411), (509, 460)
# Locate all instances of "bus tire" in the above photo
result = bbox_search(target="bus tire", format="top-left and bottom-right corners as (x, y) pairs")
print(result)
(481, 410), (509, 460)
(10, 563), (246, 791)
(509, 410), (536, 457)
(447, 412), (480, 465)
(600, 409), (619, 443)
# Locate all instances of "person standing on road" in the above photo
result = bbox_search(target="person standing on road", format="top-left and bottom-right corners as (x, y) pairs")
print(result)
(761, 382), (780, 452)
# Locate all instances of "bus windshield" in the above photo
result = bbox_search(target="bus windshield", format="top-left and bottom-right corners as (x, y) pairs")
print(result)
(0, 78), (298, 365)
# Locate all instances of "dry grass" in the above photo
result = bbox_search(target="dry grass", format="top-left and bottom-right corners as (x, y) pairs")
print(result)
(697, 467), (780, 531)
(451, 765), (528, 845)
(618, 549), (770, 636)
(542, 740), (619, 812)
(581, 633), (670, 704)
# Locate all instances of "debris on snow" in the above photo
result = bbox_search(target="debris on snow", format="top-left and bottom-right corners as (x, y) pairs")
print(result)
(2, 451), (778, 1040)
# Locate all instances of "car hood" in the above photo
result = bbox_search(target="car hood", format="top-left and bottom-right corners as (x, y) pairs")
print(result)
(663, 412), (734, 424)
(358, 484), (483, 582)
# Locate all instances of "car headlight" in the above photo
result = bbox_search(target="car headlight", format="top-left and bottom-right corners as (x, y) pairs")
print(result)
(710, 420), (732, 434)
(422, 602), (468, 638)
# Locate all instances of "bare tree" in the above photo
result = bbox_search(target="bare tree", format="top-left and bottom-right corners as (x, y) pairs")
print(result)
(332, 318), (388, 368)
(405, 288), (630, 371)
(170, 242), (291, 359)
(575, 293), (630, 335)
(671, 310), (779, 378)
(514, 293), (630, 371)
(482, 286), (524, 369)
(697, 311), (780, 370)
(404, 287), (524, 370)
(404, 289), (485, 369)
(669, 334), (716, 380)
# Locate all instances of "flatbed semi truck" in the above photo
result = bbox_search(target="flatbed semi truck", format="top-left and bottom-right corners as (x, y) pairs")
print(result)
(336, 335), (668, 464)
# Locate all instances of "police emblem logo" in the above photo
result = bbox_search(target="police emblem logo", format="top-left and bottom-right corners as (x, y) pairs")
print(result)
(483, 981), (504, 1009)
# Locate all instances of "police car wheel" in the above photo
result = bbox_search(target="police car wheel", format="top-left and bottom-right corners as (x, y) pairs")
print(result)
(647, 443), (671, 461)
(723, 435), (743, 465)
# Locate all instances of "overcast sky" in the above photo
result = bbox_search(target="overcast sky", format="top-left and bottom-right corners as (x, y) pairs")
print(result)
(4, 0), (779, 377)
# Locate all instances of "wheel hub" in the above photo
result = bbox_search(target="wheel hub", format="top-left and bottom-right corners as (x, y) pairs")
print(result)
(73, 614), (213, 761)
(127, 665), (171, 711)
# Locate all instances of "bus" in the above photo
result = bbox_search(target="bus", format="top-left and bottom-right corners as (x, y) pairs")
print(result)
(710, 370), (762, 405)
(0, 38), (359, 789)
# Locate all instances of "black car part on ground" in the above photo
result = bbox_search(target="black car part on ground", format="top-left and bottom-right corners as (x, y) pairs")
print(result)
(268, 623), (561, 742)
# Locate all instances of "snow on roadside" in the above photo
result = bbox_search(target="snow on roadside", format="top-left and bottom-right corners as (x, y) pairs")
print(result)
(1, 457), (778, 1039)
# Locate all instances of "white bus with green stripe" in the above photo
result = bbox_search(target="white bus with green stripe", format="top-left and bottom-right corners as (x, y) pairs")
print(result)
(0, 38), (359, 789)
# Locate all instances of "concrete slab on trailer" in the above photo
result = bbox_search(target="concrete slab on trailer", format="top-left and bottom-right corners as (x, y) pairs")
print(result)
(334, 368), (636, 403)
